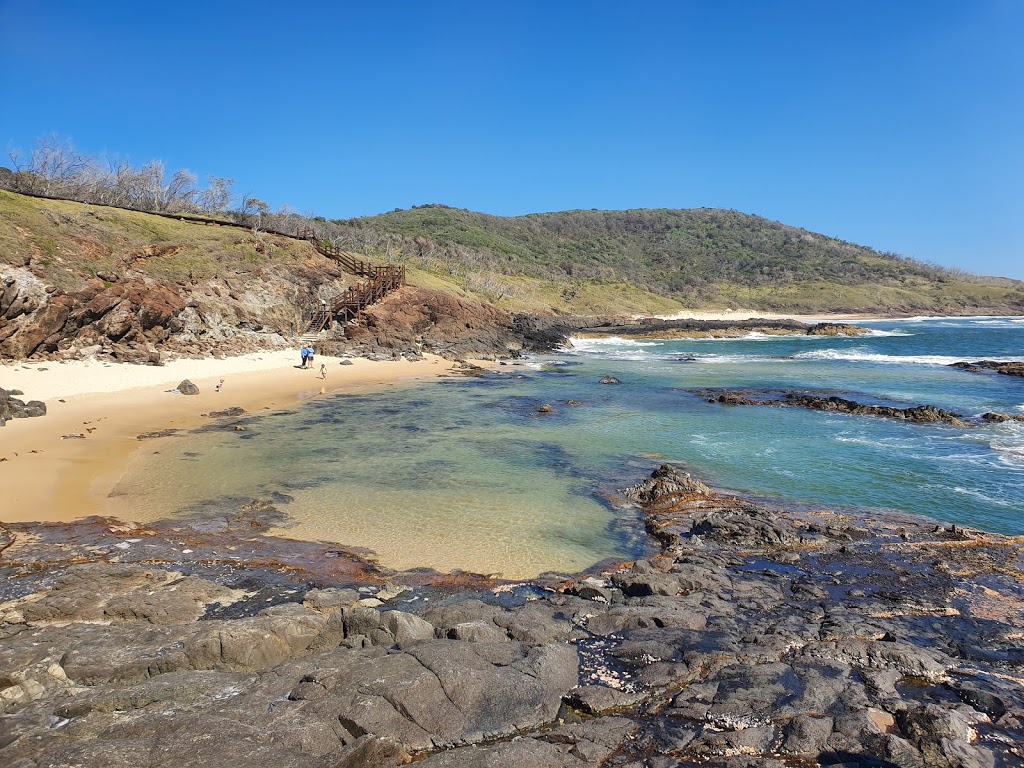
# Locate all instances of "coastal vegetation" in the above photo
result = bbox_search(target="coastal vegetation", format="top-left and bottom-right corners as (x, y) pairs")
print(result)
(3, 138), (1023, 316)
(331, 205), (1024, 314)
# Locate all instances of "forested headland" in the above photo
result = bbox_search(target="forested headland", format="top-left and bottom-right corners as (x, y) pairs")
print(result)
(3, 137), (1022, 316)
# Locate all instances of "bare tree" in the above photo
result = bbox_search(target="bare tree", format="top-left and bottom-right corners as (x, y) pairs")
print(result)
(198, 176), (234, 214)
(30, 134), (88, 195)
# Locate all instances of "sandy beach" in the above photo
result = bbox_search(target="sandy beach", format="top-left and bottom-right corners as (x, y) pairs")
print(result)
(0, 350), (469, 524)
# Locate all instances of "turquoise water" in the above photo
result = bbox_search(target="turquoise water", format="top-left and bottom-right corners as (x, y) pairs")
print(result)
(113, 317), (1024, 577)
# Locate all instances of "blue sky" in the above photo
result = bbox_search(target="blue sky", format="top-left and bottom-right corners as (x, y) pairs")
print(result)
(1, 1), (1022, 278)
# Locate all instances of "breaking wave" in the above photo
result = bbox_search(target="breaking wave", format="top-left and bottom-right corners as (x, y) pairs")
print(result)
(567, 336), (664, 350)
(793, 349), (1015, 366)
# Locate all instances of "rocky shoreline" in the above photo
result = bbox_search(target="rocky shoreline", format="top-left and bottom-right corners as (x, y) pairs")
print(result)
(0, 388), (46, 427)
(2, 271), (872, 366)
(951, 361), (1024, 378)
(693, 388), (1024, 426)
(1, 465), (1021, 767)
(569, 318), (870, 340)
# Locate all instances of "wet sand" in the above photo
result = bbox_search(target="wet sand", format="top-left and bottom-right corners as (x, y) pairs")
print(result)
(0, 351), (474, 524)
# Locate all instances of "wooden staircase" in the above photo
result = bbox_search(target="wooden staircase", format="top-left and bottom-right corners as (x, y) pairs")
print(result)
(296, 228), (406, 336)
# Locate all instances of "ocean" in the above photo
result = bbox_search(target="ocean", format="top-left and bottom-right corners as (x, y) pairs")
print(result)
(111, 317), (1024, 578)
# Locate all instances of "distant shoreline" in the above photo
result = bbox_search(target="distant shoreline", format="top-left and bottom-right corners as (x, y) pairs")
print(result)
(649, 310), (1024, 323)
(650, 309), (886, 323)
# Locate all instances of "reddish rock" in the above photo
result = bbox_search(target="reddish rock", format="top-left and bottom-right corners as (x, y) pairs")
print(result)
(323, 287), (522, 360)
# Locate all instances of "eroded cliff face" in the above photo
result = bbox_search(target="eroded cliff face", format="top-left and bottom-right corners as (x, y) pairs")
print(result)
(0, 261), (355, 362)
(0, 270), (573, 364)
(317, 287), (526, 360)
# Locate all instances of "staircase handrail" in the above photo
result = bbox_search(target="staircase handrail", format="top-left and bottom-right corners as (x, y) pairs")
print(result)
(296, 227), (406, 335)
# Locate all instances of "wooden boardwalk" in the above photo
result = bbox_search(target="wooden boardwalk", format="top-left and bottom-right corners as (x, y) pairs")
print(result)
(296, 228), (405, 335)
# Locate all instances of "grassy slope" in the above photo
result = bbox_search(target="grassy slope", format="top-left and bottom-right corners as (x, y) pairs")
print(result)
(335, 206), (1024, 314)
(4, 192), (1021, 317)
(0, 191), (317, 292)
(0, 192), (684, 316)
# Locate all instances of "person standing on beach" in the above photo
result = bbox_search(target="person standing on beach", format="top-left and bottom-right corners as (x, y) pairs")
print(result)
(300, 346), (309, 368)
(319, 363), (327, 379)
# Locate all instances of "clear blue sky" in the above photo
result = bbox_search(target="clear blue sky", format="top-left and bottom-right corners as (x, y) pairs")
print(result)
(2, 1), (1022, 278)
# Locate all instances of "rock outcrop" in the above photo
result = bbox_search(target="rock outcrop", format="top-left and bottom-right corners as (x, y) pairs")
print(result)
(560, 317), (870, 341)
(1, 271), (188, 359)
(950, 360), (1024, 378)
(699, 389), (972, 426)
(806, 322), (871, 336)
(1, 465), (1022, 767)
(318, 287), (611, 361)
(1, 252), (350, 362)
(0, 388), (46, 426)
(318, 287), (521, 361)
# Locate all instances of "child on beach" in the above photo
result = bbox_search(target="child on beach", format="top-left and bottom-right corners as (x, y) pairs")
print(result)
(319, 363), (327, 379)
(215, 379), (225, 393)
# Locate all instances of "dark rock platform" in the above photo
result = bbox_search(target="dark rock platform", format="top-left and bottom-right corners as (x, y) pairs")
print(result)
(691, 388), (1024, 427)
(1, 466), (1022, 767)
(951, 360), (1024, 378)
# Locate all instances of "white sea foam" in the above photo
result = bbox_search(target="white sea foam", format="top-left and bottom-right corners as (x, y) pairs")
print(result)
(864, 329), (914, 337)
(987, 421), (1024, 466)
(951, 486), (1018, 507)
(793, 349), (1016, 366)
(991, 440), (1024, 465)
(684, 353), (788, 364)
(899, 315), (1024, 323)
(567, 336), (663, 349)
(973, 318), (1024, 328)
(687, 331), (870, 342)
(834, 434), (915, 449)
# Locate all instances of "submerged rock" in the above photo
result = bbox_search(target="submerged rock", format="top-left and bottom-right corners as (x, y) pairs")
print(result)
(202, 406), (246, 418)
(599, 375), (620, 385)
(698, 389), (971, 426)
(981, 411), (1024, 422)
(950, 359), (1024, 377)
(806, 322), (871, 336)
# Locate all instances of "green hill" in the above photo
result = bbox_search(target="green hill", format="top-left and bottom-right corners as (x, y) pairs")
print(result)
(328, 205), (1024, 315)
(2, 188), (1021, 318)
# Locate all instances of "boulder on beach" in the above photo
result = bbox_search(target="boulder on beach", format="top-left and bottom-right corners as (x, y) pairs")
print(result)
(176, 379), (199, 395)
(0, 387), (47, 426)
